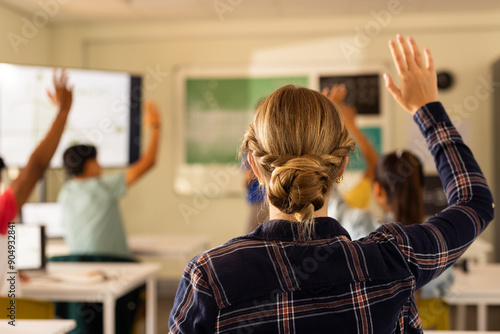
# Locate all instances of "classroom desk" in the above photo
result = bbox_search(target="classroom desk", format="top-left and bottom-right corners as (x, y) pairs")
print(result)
(21, 262), (160, 334)
(0, 319), (76, 334)
(444, 264), (500, 331)
(47, 234), (211, 266)
(461, 238), (494, 265)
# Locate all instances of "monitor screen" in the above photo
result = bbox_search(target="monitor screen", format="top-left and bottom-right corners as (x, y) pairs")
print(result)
(0, 64), (142, 168)
(22, 202), (63, 239)
(16, 224), (46, 271)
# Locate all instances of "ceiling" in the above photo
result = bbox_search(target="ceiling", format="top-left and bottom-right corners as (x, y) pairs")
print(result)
(1, 0), (500, 24)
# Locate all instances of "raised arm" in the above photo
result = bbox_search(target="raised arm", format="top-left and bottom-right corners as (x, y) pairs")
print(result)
(322, 85), (379, 180)
(10, 69), (73, 207)
(382, 34), (494, 286)
(126, 101), (161, 186)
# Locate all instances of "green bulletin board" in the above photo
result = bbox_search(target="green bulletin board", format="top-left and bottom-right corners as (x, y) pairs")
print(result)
(347, 127), (382, 171)
(185, 76), (309, 164)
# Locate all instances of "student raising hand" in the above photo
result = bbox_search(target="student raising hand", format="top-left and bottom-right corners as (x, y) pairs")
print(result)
(384, 34), (439, 114)
(9, 69), (73, 208)
(47, 68), (73, 114)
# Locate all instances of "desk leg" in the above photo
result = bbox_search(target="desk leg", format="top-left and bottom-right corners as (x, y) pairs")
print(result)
(477, 304), (487, 331)
(456, 304), (466, 330)
(146, 275), (157, 334)
(104, 295), (116, 334)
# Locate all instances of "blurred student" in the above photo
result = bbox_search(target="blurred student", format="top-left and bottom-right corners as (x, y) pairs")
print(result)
(374, 150), (454, 329)
(242, 154), (268, 233)
(322, 85), (380, 239)
(322, 84), (379, 209)
(58, 102), (161, 257)
(0, 69), (72, 235)
(0, 70), (72, 287)
(169, 35), (494, 332)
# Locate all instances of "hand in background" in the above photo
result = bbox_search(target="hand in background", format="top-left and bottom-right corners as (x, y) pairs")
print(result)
(384, 34), (439, 114)
(144, 100), (161, 130)
(47, 69), (73, 114)
(321, 84), (356, 131)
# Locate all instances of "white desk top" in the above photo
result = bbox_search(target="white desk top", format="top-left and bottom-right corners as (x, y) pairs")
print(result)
(0, 319), (76, 334)
(128, 234), (210, 256)
(22, 262), (160, 302)
(46, 234), (210, 257)
(445, 263), (500, 304)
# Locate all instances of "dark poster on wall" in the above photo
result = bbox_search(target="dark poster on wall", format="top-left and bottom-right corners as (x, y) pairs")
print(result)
(319, 74), (380, 115)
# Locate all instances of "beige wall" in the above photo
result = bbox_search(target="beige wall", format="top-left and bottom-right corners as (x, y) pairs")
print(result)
(3, 5), (500, 249)
(0, 5), (52, 65)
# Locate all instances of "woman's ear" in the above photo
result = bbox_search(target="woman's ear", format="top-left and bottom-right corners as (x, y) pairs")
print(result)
(248, 153), (261, 180)
(339, 156), (349, 178)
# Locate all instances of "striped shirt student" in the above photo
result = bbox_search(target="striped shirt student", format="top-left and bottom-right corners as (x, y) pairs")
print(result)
(169, 35), (495, 333)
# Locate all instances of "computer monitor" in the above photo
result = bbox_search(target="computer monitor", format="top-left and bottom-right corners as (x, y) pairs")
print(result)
(21, 202), (64, 238)
(16, 224), (46, 271)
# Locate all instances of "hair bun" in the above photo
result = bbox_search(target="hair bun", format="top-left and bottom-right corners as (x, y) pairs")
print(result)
(268, 155), (330, 220)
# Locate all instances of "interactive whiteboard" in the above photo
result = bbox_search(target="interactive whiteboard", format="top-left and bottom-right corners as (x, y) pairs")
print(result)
(0, 64), (141, 168)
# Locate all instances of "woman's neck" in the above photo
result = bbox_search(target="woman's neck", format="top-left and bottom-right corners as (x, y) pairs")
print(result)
(268, 201), (329, 221)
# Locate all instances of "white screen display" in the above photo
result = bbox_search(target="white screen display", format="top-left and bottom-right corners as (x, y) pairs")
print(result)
(22, 202), (63, 239)
(16, 225), (44, 271)
(0, 64), (141, 168)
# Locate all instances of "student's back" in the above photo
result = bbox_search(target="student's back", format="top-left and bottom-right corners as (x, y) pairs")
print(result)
(169, 35), (494, 333)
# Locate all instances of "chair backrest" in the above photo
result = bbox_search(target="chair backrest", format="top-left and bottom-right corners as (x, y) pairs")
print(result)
(49, 254), (139, 263)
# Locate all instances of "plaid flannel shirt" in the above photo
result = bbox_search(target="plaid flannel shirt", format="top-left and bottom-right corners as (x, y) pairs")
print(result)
(169, 102), (494, 333)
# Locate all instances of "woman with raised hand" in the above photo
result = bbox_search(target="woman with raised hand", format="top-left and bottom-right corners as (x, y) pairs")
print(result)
(169, 35), (494, 333)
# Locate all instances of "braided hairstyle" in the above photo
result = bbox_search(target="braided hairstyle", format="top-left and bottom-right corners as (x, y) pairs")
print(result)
(241, 85), (355, 239)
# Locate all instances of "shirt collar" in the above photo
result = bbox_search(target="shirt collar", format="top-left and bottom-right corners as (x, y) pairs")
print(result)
(241, 217), (352, 242)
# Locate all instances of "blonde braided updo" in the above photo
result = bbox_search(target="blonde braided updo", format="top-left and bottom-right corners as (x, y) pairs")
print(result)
(241, 85), (355, 239)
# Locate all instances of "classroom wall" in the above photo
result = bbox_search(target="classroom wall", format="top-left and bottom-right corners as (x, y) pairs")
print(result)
(0, 5), (52, 66)
(6, 6), (500, 249)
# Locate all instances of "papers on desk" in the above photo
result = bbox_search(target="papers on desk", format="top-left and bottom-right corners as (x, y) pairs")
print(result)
(38, 270), (108, 284)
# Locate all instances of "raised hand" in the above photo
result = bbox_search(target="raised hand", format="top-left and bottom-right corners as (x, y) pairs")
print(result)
(144, 100), (161, 130)
(47, 68), (73, 114)
(321, 84), (356, 131)
(384, 34), (439, 115)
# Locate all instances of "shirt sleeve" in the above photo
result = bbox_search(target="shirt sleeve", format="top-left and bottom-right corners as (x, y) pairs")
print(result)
(381, 102), (494, 289)
(169, 260), (219, 333)
(0, 188), (18, 235)
(100, 172), (127, 199)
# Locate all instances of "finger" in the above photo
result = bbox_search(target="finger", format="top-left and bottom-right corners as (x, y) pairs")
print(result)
(397, 34), (416, 70)
(389, 39), (405, 75)
(46, 88), (55, 103)
(60, 68), (68, 88)
(424, 48), (435, 72)
(408, 36), (424, 68)
(329, 84), (346, 104)
(321, 87), (329, 96)
(384, 73), (402, 102)
(52, 68), (57, 88)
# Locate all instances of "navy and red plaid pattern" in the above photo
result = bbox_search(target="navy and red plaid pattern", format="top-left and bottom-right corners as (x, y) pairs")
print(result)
(169, 102), (494, 333)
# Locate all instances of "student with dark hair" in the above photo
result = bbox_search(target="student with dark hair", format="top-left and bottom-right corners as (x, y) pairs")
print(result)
(373, 150), (425, 227)
(169, 35), (494, 333)
(0, 70), (72, 235)
(58, 102), (161, 257)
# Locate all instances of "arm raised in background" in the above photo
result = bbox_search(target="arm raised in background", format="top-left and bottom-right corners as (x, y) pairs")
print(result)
(322, 84), (379, 180)
(126, 101), (161, 186)
(11, 69), (73, 207)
